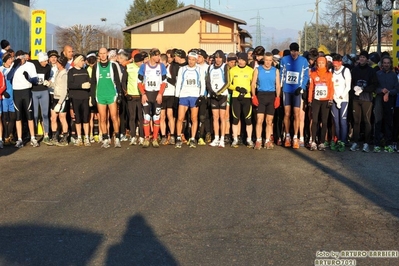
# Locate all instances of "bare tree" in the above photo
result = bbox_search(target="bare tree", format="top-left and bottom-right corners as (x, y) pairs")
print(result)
(55, 25), (103, 54)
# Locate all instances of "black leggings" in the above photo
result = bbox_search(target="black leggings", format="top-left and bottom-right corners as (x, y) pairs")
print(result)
(2, 111), (16, 137)
(352, 100), (372, 143)
(311, 100), (330, 143)
(127, 97), (144, 137)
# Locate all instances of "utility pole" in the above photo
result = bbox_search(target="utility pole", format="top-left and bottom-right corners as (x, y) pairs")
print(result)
(316, 0), (319, 48)
(351, 0), (357, 54)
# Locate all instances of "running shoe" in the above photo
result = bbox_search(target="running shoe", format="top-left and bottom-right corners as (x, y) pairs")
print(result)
(337, 141), (345, 152)
(265, 141), (274, 150)
(205, 132), (212, 143)
(310, 142), (317, 151)
(70, 136), (77, 145)
(350, 143), (359, 152)
(362, 143), (370, 153)
(318, 143), (326, 151)
(160, 137), (169, 145)
(323, 141), (330, 148)
(15, 139), (24, 148)
(42, 136), (52, 146)
(175, 137), (182, 148)
(189, 138), (197, 148)
(237, 136), (243, 146)
(0, 140), (3, 149)
(292, 138), (299, 149)
(198, 138), (206, 146)
(114, 137), (121, 148)
(330, 141), (337, 151)
(142, 138), (150, 148)
(224, 135), (231, 145)
(384, 145), (394, 153)
(246, 140), (254, 148)
(57, 136), (69, 147)
(129, 136), (137, 146)
(277, 138), (282, 146)
(254, 140), (262, 150)
(284, 137), (291, 147)
(120, 134), (128, 142)
(138, 137), (144, 145)
(231, 139), (239, 148)
(209, 139), (219, 147)
(101, 138), (110, 148)
(169, 136), (176, 145)
(181, 134), (188, 144)
(74, 138), (83, 147)
(93, 135), (99, 143)
(270, 134), (274, 143)
(373, 146), (381, 153)
(152, 139), (160, 148)
(218, 141), (225, 148)
(299, 140), (305, 147)
(84, 138), (91, 147)
(31, 138), (39, 147)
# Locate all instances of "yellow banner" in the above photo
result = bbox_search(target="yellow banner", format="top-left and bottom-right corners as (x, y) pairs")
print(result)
(393, 10), (399, 67)
(30, 10), (46, 60)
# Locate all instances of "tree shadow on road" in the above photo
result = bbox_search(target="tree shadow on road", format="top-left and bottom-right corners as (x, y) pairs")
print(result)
(0, 224), (102, 265)
(106, 214), (179, 266)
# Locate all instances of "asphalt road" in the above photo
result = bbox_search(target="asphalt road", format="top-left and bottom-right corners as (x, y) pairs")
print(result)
(0, 141), (398, 266)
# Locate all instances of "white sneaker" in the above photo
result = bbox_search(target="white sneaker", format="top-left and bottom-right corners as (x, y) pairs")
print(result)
(114, 137), (121, 148)
(138, 137), (144, 145)
(15, 139), (24, 148)
(218, 141), (225, 148)
(129, 136), (137, 146)
(362, 143), (370, 153)
(350, 143), (359, 151)
(101, 139), (110, 148)
(30, 138), (39, 147)
(209, 139), (219, 147)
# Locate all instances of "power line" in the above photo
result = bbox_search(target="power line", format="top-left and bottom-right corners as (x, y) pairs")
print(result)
(251, 11), (264, 47)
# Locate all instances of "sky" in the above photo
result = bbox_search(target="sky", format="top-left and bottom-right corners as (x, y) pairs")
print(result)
(32, 0), (327, 33)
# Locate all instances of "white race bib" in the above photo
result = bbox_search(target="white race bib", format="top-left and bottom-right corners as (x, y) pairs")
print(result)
(286, 71), (299, 85)
(315, 85), (327, 100)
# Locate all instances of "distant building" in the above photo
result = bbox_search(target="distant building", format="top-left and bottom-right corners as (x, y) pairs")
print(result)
(123, 5), (252, 54)
(0, 0), (30, 51)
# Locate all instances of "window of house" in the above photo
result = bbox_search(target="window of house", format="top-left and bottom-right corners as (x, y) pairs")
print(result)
(151, 21), (164, 32)
(205, 21), (219, 33)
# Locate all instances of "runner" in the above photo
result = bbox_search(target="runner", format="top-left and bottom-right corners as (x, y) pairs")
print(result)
(90, 47), (122, 148)
(228, 52), (254, 148)
(331, 54), (351, 151)
(137, 48), (167, 148)
(251, 52), (281, 150)
(280, 42), (309, 149)
(174, 51), (205, 148)
(206, 50), (229, 148)
(349, 51), (378, 153)
(308, 56), (334, 151)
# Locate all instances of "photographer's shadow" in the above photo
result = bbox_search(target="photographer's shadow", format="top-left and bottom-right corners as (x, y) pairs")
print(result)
(106, 214), (178, 266)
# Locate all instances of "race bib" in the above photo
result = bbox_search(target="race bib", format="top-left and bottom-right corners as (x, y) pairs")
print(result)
(315, 85), (327, 100)
(286, 71), (299, 85)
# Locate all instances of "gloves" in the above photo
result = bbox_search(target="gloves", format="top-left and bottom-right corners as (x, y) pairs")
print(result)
(82, 82), (91, 89)
(53, 103), (61, 113)
(354, 86), (363, 96)
(2, 91), (10, 99)
(23, 71), (29, 81)
(89, 96), (96, 107)
(274, 97), (280, 109)
(195, 95), (205, 107)
(335, 98), (342, 109)
(294, 87), (303, 96)
(43, 80), (51, 87)
(236, 87), (247, 94)
(117, 92), (122, 104)
(327, 100), (333, 108)
(251, 95), (259, 106)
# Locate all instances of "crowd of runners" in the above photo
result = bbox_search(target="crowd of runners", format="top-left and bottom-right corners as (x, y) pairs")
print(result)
(0, 39), (398, 152)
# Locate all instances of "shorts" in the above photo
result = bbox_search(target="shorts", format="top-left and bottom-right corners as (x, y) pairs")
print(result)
(210, 95), (227, 110)
(257, 92), (275, 115)
(179, 97), (198, 108)
(162, 96), (175, 109)
(51, 99), (68, 113)
(283, 92), (301, 108)
(2, 98), (15, 112)
(97, 94), (117, 105)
